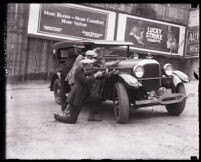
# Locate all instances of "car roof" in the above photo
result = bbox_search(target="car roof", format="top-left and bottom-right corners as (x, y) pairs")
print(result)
(52, 40), (134, 50)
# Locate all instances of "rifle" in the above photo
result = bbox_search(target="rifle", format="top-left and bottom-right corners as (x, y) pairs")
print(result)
(84, 66), (120, 77)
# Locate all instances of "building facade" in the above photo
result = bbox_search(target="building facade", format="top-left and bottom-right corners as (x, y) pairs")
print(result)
(6, 3), (199, 82)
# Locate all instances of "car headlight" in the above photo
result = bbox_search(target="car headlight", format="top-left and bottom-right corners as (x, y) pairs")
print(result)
(133, 65), (144, 78)
(163, 63), (173, 76)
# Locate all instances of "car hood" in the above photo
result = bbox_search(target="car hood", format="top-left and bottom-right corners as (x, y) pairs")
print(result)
(105, 59), (159, 69)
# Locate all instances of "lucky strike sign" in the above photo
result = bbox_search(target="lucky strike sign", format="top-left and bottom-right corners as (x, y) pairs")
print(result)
(125, 17), (180, 53)
(117, 14), (186, 56)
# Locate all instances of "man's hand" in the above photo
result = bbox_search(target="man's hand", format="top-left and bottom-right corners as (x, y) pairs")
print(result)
(57, 72), (61, 80)
(110, 69), (119, 75)
(94, 71), (103, 78)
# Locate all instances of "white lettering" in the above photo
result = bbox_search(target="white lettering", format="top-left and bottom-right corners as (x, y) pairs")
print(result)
(44, 10), (55, 17)
(87, 18), (104, 25)
(43, 25), (62, 32)
(75, 16), (86, 22)
(82, 30), (103, 38)
(189, 32), (199, 42)
(74, 21), (87, 27)
(189, 45), (199, 52)
(57, 12), (71, 19)
(147, 27), (162, 34)
(146, 27), (163, 43)
(61, 19), (73, 24)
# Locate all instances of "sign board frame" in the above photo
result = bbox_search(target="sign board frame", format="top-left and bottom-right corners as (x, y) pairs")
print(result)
(27, 4), (116, 41)
(185, 26), (199, 58)
(116, 13), (186, 57)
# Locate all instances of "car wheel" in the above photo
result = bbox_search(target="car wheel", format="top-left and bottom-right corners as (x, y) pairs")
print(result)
(53, 78), (62, 105)
(113, 82), (129, 124)
(166, 83), (186, 115)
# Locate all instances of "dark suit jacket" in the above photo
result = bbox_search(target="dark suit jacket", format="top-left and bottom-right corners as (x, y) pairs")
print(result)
(61, 57), (76, 76)
(67, 67), (96, 108)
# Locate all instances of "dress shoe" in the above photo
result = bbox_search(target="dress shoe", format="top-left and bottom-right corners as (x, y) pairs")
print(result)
(53, 113), (76, 124)
(88, 115), (102, 122)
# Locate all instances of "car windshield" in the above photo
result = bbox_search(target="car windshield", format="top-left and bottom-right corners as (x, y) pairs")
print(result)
(94, 46), (131, 62)
(53, 41), (134, 63)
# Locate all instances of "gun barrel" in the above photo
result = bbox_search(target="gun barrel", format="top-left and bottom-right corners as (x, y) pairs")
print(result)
(93, 67), (119, 71)
(84, 67), (120, 75)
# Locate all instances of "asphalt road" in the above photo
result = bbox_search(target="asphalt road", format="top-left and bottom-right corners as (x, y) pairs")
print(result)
(5, 80), (199, 160)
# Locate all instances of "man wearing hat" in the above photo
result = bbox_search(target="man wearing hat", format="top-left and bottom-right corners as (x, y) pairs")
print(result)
(128, 21), (145, 46)
(63, 49), (99, 112)
(66, 50), (98, 85)
(54, 58), (104, 124)
(59, 45), (85, 112)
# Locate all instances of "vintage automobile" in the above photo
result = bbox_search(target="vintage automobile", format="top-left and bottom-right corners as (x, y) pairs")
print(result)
(49, 40), (189, 124)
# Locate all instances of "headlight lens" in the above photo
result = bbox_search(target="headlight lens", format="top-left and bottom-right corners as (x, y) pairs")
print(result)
(163, 63), (173, 76)
(133, 65), (144, 78)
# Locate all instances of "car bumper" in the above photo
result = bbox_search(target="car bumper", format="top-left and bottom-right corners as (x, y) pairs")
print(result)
(135, 93), (187, 106)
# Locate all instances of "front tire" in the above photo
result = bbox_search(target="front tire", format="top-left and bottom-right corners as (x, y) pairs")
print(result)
(53, 78), (62, 105)
(166, 83), (186, 115)
(113, 82), (129, 124)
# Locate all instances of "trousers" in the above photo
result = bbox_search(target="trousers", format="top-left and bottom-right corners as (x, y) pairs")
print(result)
(60, 74), (69, 111)
(55, 96), (103, 124)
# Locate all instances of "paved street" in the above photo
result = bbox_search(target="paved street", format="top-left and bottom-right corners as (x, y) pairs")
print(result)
(5, 80), (199, 160)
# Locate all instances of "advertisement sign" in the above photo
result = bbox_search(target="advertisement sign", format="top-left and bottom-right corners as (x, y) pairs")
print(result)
(27, 4), (116, 41)
(185, 27), (199, 58)
(116, 13), (186, 56)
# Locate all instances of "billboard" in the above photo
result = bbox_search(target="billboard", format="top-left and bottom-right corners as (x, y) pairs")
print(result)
(27, 4), (116, 41)
(185, 27), (199, 58)
(116, 13), (186, 56)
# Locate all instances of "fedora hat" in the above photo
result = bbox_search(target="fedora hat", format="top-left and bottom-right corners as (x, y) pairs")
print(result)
(85, 50), (98, 57)
(81, 58), (95, 64)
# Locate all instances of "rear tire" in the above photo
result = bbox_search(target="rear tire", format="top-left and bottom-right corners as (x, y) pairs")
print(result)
(53, 78), (62, 105)
(166, 83), (186, 115)
(113, 82), (129, 124)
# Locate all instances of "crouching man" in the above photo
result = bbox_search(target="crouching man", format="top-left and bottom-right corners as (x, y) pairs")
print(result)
(54, 58), (104, 124)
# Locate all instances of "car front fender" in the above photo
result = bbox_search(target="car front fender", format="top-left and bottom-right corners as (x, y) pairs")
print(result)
(117, 73), (141, 88)
(172, 73), (183, 88)
(173, 70), (189, 83)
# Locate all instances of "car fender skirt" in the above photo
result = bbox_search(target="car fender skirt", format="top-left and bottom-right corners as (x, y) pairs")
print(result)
(118, 73), (141, 88)
(173, 70), (189, 83)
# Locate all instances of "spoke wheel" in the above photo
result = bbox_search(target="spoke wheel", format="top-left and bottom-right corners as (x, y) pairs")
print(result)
(53, 78), (62, 105)
(113, 82), (129, 124)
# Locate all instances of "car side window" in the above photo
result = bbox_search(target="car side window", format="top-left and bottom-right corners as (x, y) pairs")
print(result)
(60, 49), (69, 59)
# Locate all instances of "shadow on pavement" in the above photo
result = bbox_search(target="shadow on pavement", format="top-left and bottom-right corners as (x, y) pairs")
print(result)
(82, 101), (171, 124)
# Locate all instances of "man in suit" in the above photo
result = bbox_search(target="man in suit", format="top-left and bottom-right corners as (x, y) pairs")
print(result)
(66, 50), (98, 87)
(54, 58), (104, 124)
(59, 46), (85, 112)
(63, 50), (100, 112)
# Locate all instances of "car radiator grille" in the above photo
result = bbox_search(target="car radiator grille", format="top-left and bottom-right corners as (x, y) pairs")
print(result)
(140, 63), (161, 92)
